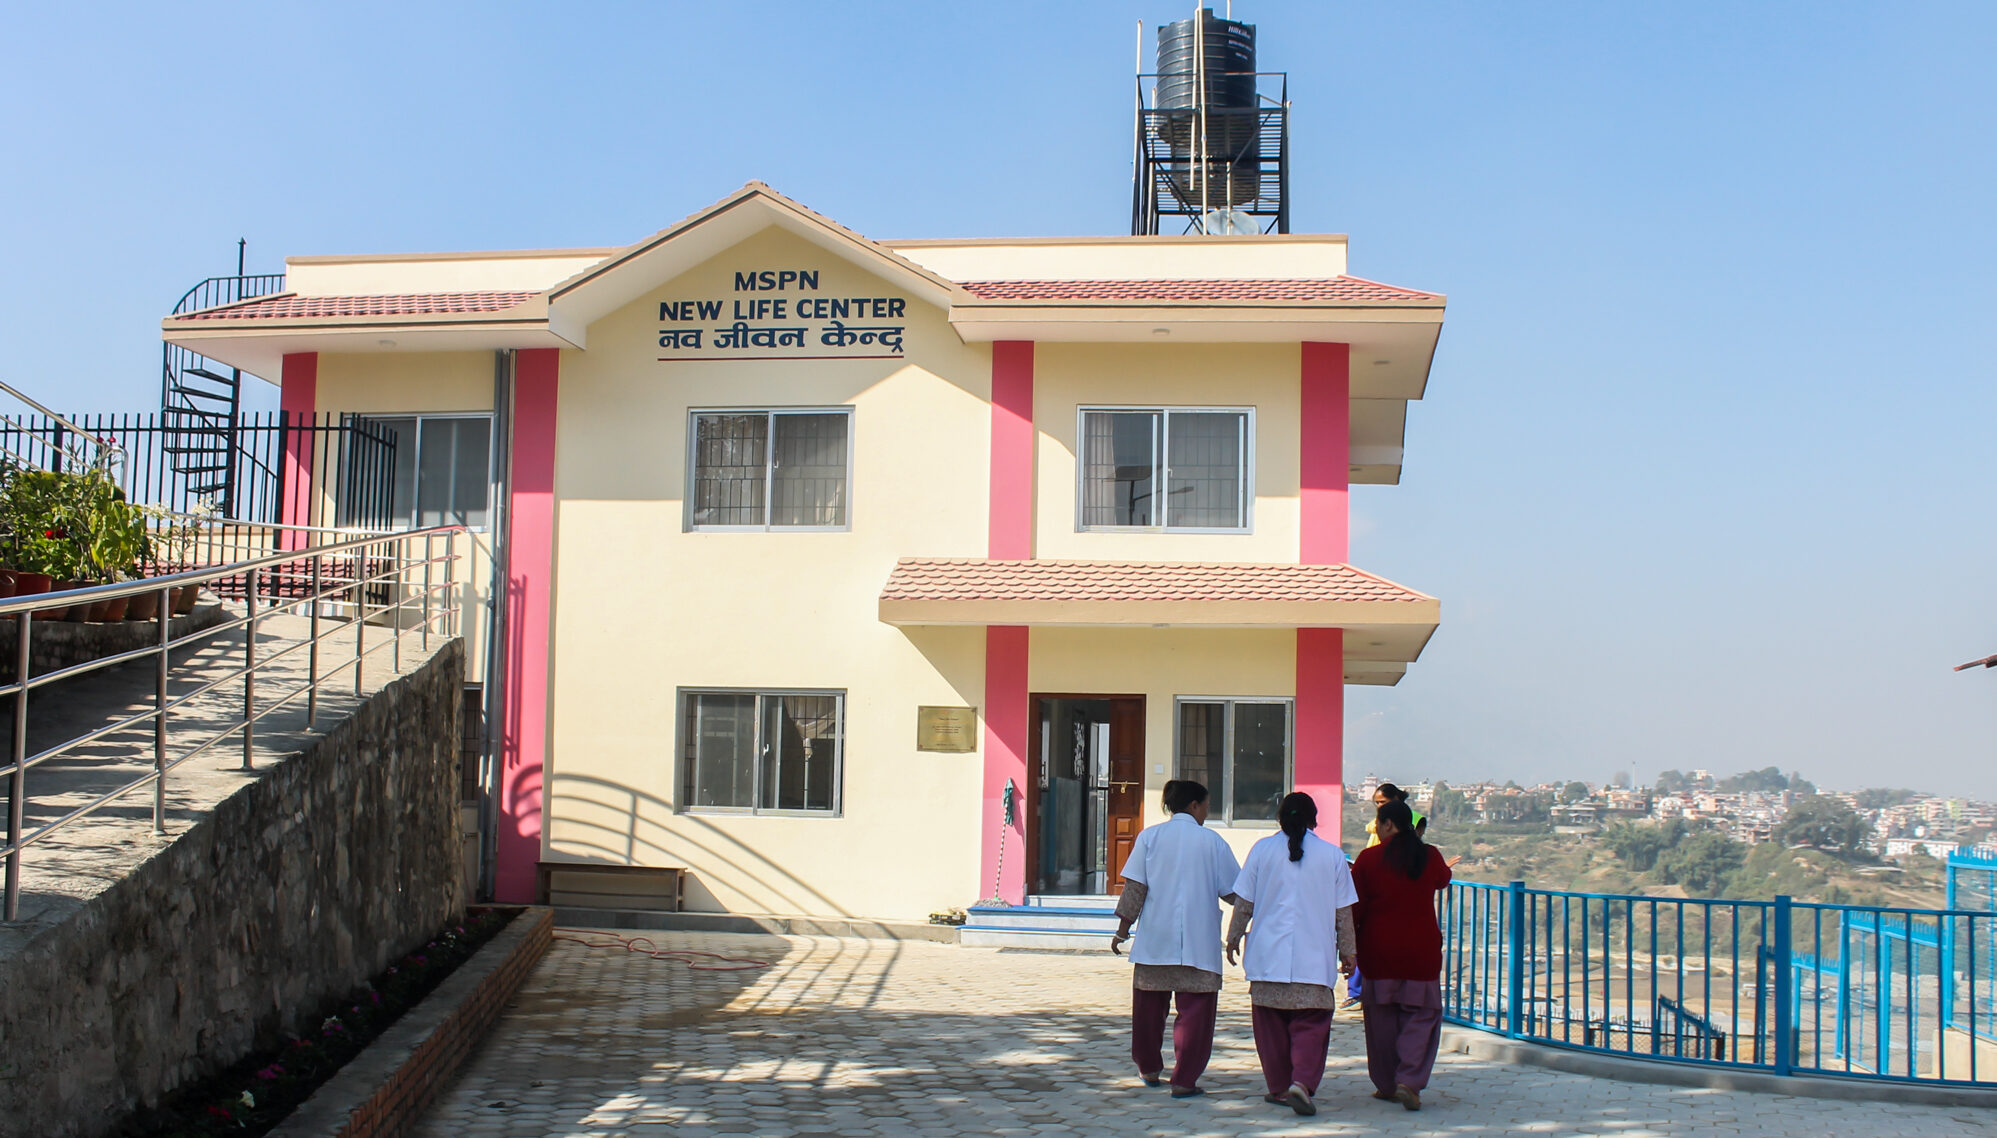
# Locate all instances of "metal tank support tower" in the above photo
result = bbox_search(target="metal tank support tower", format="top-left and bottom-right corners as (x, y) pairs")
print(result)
(1132, 8), (1290, 235)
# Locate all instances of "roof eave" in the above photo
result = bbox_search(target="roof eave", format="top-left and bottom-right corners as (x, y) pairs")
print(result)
(878, 596), (1439, 638)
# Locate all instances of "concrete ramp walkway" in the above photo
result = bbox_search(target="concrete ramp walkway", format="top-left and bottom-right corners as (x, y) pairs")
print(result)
(0, 605), (449, 958)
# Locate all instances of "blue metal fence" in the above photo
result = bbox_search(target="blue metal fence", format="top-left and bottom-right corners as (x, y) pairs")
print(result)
(1440, 880), (1997, 1086)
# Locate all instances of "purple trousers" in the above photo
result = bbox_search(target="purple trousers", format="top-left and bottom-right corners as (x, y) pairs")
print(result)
(1131, 988), (1218, 1089)
(1249, 1004), (1333, 1095)
(1360, 978), (1443, 1092)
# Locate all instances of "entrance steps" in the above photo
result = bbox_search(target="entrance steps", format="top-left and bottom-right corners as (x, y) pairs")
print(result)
(960, 894), (1120, 950)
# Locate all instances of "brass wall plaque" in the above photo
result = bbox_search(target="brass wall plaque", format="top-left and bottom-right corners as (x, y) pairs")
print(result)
(916, 706), (979, 753)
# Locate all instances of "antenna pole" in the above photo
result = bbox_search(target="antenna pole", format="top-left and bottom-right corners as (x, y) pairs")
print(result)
(1196, 3), (1209, 230)
(1132, 20), (1145, 235)
(236, 237), (245, 277)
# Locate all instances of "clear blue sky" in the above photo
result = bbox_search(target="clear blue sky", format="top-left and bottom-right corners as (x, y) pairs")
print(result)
(5, 2), (1995, 796)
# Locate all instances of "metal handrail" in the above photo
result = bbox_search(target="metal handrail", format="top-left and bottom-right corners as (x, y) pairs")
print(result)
(0, 523), (466, 920)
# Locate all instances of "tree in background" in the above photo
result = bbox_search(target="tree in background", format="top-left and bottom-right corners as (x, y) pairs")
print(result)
(1774, 795), (1873, 860)
(1655, 770), (1689, 795)
(1789, 771), (1817, 795)
(1717, 766), (1791, 794)
(1430, 782), (1472, 822)
(1855, 788), (1918, 809)
(1561, 780), (1592, 803)
(1603, 819), (1689, 872)
(1656, 830), (1747, 896)
(1610, 771), (1632, 789)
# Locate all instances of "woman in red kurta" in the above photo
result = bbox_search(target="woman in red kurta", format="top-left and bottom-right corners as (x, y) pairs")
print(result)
(1350, 800), (1452, 1111)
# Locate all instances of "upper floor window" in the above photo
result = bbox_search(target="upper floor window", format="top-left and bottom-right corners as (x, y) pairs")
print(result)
(1078, 408), (1251, 532)
(688, 409), (851, 530)
(342, 413), (493, 531)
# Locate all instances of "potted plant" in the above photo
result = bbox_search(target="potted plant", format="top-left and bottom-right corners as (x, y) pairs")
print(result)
(146, 498), (217, 616)
(0, 469), (86, 619)
(72, 469), (147, 621)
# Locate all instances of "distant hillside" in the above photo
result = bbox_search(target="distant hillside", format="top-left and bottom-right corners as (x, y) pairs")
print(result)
(1340, 810), (1949, 908)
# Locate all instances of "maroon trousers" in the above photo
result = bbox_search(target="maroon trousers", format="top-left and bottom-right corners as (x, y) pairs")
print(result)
(1360, 979), (1443, 1092)
(1130, 988), (1218, 1089)
(1249, 1005), (1333, 1096)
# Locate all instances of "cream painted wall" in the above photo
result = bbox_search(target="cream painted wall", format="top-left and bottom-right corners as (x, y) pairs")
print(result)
(287, 252), (615, 297)
(317, 351), (496, 414)
(545, 226), (997, 922)
(1033, 342), (1302, 563)
(312, 350), (499, 681)
(1029, 626), (1303, 868)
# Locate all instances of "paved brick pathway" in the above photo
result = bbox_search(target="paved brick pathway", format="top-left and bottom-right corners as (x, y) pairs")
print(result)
(414, 930), (1997, 1137)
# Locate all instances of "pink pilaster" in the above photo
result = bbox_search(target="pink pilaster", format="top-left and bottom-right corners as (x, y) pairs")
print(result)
(496, 348), (559, 903)
(1294, 627), (1345, 821)
(981, 341), (1034, 903)
(1297, 342), (1350, 828)
(982, 625), (1030, 902)
(278, 353), (317, 551)
(988, 341), (1034, 561)
(1299, 342), (1350, 565)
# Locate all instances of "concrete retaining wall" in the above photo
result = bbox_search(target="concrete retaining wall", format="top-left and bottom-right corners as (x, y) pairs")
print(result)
(0, 638), (466, 1138)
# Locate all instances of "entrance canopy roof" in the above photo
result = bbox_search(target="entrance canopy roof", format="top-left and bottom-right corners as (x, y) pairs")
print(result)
(878, 557), (1438, 686)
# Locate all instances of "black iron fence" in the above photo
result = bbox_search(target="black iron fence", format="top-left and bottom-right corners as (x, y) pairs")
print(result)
(0, 412), (398, 533)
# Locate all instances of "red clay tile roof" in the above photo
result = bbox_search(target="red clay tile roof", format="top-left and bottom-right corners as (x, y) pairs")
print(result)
(879, 558), (1433, 605)
(956, 276), (1440, 303)
(172, 291), (539, 321)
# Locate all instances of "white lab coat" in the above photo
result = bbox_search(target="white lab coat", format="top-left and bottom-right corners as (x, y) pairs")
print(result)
(1120, 811), (1241, 974)
(1231, 830), (1358, 989)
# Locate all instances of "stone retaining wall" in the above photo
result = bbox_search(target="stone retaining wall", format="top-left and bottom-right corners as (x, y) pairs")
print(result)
(0, 638), (466, 1138)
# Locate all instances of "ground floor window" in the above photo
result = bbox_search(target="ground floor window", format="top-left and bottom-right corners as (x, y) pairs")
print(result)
(681, 690), (843, 815)
(1175, 698), (1291, 825)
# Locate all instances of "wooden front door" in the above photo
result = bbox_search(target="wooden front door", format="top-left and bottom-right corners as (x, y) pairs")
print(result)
(1026, 694), (1147, 896)
(1105, 697), (1145, 894)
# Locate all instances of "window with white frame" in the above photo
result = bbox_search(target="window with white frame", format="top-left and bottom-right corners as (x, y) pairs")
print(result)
(688, 409), (851, 529)
(1176, 698), (1291, 825)
(1078, 408), (1251, 531)
(681, 690), (844, 815)
(342, 414), (494, 530)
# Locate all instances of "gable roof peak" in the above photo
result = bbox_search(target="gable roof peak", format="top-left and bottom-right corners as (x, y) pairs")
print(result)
(538, 181), (966, 341)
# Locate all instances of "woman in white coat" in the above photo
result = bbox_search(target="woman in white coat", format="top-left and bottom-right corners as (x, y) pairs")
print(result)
(1225, 792), (1357, 1117)
(1109, 780), (1241, 1097)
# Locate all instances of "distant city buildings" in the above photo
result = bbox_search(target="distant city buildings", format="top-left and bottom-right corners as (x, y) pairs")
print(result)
(1347, 771), (1996, 858)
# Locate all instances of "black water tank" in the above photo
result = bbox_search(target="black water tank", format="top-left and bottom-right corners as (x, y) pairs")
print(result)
(1155, 9), (1256, 110)
(1155, 9), (1261, 211)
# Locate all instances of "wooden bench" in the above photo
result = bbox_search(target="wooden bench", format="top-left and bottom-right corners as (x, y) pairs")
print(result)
(537, 861), (687, 913)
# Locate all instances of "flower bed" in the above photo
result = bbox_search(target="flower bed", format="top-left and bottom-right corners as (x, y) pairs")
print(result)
(115, 908), (516, 1138)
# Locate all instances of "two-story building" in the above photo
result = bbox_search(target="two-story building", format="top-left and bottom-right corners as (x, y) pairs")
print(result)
(161, 183), (1446, 923)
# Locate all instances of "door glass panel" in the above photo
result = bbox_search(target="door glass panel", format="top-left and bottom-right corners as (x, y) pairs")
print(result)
(1231, 703), (1288, 823)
